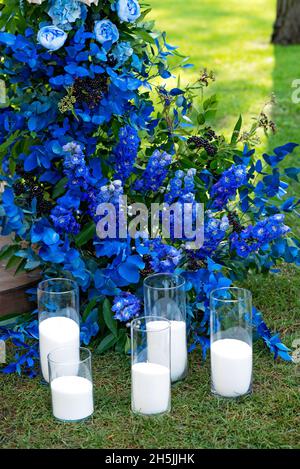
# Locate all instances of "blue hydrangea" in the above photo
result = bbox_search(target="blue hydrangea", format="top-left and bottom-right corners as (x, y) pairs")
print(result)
(48, 0), (84, 30)
(1, 188), (26, 237)
(143, 238), (182, 273)
(113, 125), (140, 181)
(134, 150), (172, 193)
(112, 292), (141, 322)
(111, 41), (133, 68)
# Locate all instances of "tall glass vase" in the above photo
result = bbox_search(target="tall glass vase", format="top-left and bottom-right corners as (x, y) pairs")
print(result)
(38, 278), (80, 383)
(131, 316), (171, 416)
(144, 273), (187, 382)
(210, 287), (253, 398)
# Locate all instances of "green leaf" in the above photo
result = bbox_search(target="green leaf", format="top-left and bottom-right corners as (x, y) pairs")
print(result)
(231, 115), (242, 144)
(0, 244), (19, 261)
(204, 109), (217, 121)
(0, 130), (20, 162)
(197, 113), (206, 125)
(15, 258), (27, 275)
(5, 255), (21, 270)
(203, 94), (218, 111)
(82, 297), (99, 322)
(96, 333), (118, 354)
(102, 298), (118, 337)
(52, 177), (67, 199)
(75, 221), (96, 247)
(135, 29), (155, 44)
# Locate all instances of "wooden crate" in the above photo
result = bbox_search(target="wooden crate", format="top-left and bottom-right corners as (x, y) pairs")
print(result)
(0, 237), (40, 318)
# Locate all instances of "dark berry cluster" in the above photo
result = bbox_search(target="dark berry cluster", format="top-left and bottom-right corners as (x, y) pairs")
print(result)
(140, 254), (154, 278)
(228, 211), (243, 234)
(258, 112), (276, 134)
(203, 127), (217, 141)
(187, 136), (217, 156)
(73, 74), (108, 109)
(13, 172), (52, 216)
(186, 252), (207, 271)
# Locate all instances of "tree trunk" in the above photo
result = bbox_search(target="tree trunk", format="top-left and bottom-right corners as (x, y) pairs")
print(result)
(272, 0), (300, 44)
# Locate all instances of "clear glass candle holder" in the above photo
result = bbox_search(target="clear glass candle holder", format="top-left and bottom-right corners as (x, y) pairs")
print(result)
(48, 346), (94, 422)
(38, 278), (80, 383)
(144, 273), (187, 382)
(210, 287), (253, 398)
(131, 316), (171, 416)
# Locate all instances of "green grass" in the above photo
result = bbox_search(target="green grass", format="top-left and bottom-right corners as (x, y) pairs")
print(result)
(1, 267), (300, 449)
(1, 0), (300, 449)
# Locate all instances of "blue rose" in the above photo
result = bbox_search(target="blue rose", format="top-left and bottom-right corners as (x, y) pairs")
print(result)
(116, 0), (141, 23)
(37, 26), (68, 51)
(94, 20), (119, 44)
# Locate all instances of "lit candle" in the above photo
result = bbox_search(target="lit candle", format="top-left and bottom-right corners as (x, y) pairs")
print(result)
(132, 362), (170, 415)
(211, 338), (252, 397)
(39, 316), (80, 382)
(50, 375), (94, 421)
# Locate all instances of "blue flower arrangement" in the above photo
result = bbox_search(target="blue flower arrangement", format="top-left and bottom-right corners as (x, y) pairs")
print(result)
(0, 0), (299, 376)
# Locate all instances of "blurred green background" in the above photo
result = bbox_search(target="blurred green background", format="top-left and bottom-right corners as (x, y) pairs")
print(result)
(150, 0), (300, 156)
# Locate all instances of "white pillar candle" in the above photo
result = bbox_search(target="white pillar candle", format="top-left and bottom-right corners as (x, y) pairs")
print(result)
(50, 375), (93, 421)
(211, 338), (252, 397)
(39, 316), (80, 382)
(147, 320), (187, 382)
(132, 362), (170, 415)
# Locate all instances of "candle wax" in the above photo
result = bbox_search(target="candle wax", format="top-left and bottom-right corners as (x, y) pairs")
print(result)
(211, 338), (252, 397)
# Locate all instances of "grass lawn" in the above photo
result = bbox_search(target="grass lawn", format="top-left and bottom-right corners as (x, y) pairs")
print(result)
(1, 266), (300, 449)
(1, 0), (300, 449)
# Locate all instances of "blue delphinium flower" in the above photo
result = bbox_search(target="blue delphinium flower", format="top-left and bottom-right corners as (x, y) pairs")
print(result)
(113, 125), (140, 181)
(62, 142), (89, 190)
(116, 0), (141, 23)
(164, 170), (184, 204)
(94, 20), (119, 45)
(210, 164), (247, 209)
(50, 205), (80, 235)
(134, 150), (172, 192)
(230, 214), (290, 258)
(48, 0), (84, 30)
(112, 291), (141, 322)
(37, 26), (68, 51)
(196, 213), (229, 259)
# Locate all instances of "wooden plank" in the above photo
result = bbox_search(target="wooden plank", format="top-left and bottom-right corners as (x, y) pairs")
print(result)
(0, 236), (40, 318)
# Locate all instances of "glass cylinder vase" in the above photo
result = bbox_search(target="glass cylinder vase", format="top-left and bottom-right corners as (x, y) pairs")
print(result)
(144, 273), (187, 382)
(48, 346), (94, 422)
(131, 316), (171, 416)
(38, 278), (80, 383)
(210, 287), (253, 398)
